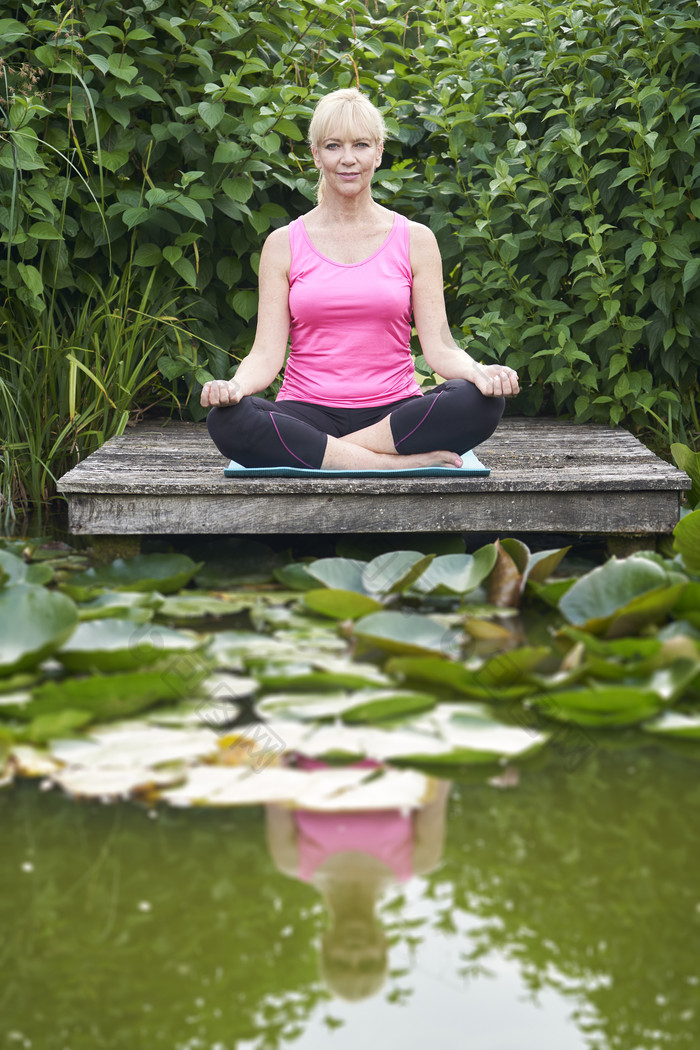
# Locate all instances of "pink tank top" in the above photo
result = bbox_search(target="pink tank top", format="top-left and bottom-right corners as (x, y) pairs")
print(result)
(277, 213), (422, 407)
(295, 808), (414, 883)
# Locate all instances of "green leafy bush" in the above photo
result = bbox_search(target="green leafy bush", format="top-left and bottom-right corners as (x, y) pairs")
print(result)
(392, 0), (700, 439)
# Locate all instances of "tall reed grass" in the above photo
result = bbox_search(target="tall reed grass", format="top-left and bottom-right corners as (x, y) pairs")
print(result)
(0, 272), (200, 528)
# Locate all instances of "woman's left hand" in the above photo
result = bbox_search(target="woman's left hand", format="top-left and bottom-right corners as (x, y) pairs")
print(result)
(473, 363), (520, 398)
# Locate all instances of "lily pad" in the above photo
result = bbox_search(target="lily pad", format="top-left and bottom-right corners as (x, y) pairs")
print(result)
(0, 584), (79, 676)
(154, 591), (257, 621)
(559, 556), (687, 636)
(77, 590), (161, 622)
(0, 551), (54, 587)
(256, 687), (436, 723)
(387, 656), (534, 701)
(56, 618), (204, 672)
(303, 588), (383, 620)
(257, 659), (390, 692)
(532, 685), (663, 727)
(273, 563), (320, 591)
(61, 554), (203, 598)
(353, 611), (461, 658)
(644, 710), (700, 739)
(19, 666), (203, 726)
(673, 508), (700, 573)
(411, 546), (498, 595)
(305, 557), (368, 593)
(671, 442), (700, 509)
(361, 551), (435, 595)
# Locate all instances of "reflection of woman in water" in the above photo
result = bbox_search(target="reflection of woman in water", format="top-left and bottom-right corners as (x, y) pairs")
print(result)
(266, 776), (451, 1001)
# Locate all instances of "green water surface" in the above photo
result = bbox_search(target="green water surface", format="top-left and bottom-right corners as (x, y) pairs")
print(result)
(2, 743), (698, 1050)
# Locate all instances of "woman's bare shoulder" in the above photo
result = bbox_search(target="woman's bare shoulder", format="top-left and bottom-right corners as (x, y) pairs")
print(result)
(408, 219), (438, 247)
(261, 224), (292, 274)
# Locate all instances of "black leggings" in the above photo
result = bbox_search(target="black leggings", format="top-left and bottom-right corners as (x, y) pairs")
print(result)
(207, 379), (505, 469)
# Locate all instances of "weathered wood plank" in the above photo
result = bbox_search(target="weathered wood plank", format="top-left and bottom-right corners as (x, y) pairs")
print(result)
(56, 418), (691, 536)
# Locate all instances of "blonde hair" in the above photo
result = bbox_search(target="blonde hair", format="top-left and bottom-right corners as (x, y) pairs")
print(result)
(308, 88), (386, 203)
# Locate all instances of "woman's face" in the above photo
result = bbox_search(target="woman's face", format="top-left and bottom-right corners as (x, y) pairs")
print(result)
(312, 129), (382, 196)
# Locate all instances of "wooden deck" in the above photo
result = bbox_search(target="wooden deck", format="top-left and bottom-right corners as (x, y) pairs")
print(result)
(56, 419), (690, 537)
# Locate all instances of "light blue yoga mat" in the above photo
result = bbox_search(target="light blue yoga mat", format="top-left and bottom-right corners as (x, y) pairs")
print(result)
(224, 448), (490, 478)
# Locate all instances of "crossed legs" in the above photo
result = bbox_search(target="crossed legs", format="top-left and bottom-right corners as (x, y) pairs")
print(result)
(207, 379), (505, 470)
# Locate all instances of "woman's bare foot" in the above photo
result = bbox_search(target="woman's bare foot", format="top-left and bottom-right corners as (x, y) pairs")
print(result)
(321, 436), (462, 471)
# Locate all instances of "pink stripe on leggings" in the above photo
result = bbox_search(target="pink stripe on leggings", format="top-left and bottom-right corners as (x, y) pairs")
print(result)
(393, 389), (444, 447)
(269, 413), (316, 468)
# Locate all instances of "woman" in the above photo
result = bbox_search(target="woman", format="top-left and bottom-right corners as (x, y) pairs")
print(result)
(202, 88), (519, 470)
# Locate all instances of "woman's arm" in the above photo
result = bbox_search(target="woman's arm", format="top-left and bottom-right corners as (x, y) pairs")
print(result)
(200, 226), (292, 407)
(265, 804), (300, 878)
(409, 223), (519, 398)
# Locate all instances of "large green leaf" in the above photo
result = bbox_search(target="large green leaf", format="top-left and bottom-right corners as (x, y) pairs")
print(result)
(77, 590), (161, 622)
(256, 688), (436, 723)
(19, 668), (199, 726)
(387, 656), (534, 701)
(0, 551), (53, 587)
(673, 509), (700, 574)
(0, 585), (78, 676)
(671, 443), (700, 509)
(411, 546), (498, 595)
(353, 611), (461, 657)
(532, 685), (663, 727)
(559, 557), (687, 636)
(56, 618), (203, 672)
(361, 551), (434, 595)
(302, 588), (383, 620)
(61, 554), (203, 598)
(305, 558), (368, 593)
(256, 660), (390, 692)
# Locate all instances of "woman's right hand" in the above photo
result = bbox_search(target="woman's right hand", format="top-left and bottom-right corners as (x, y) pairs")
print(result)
(200, 378), (242, 408)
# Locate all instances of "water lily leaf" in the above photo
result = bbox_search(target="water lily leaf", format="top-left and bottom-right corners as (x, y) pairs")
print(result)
(559, 556), (687, 636)
(0, 673), (36, 696)
(341, 689), (437, 723)
(387, 656), (533, 701)
(477, 646), (553, 686)
(77, 590), (161, 622)
(0, 584), (79, 675)
(408, 705), (549, 761)
(532, 685), (663, 727)
(19, 666), (202, 727)
(527, 577), (577, 608)
(62, 554), (203, 597)
(361, 551), (434, 595)
(273, 563), (319, 591)
(160, 763), (430, 809)
(303, 588), (383, 620)
(411, 545), (498, 595)
(0, 551), (54, 587)
(670, 582), (700, 629)
(524, 546), (572, 585)
(26, 708), (95, 743)
(257, 660), (389, 692)
(673, 509), (700, 573)
(49, 722), (219, 771)
(256, 687), (435, 723)
(353, 611), (461, 657)
(671, 442), (700, 509)
(305, 557), (368, 594)
(56, 618), (203, 672)
(644, 710), (700, 739)
(154, 592), (257, 621)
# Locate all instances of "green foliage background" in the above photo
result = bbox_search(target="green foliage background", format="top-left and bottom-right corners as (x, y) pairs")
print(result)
(1, 0), (699, 519)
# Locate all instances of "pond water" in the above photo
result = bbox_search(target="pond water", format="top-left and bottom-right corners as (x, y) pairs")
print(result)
(2, 741), (699, 1050)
